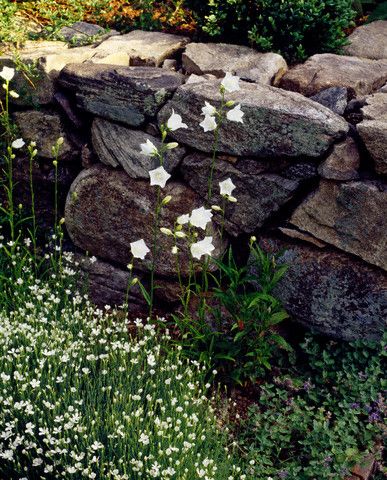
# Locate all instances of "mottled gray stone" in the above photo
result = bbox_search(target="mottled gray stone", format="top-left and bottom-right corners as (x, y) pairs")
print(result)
(344, 21), (387, 60)
(310, 87), (348, 116)
(361, 92), (387, 122)
(280, 53), (387, 97)
(253, 236), (387, 341)
(357, 120), (387, 176)
(181, 153), (302, 235)
(158, 79), (348, 158)
(182, 42), (287, 85)
(58, 21), (108, 46)
(91, 117), (185, 179)
(290, 180), (387, 271)
(59, 64), (184, 126)
(318, 137), (360, 181)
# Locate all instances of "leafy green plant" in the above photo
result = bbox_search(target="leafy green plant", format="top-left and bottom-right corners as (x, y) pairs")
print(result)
(237, 333), (386, 479)
(188, 0), (356, 62)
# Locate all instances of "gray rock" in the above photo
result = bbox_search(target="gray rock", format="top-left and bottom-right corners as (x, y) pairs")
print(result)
(182, 42), (287, 85)
(290, 180), (387, 271)
(91, 30), (190, 67)
(318, 137), (360, 181)
(58, 21), (108, 46)
(278, 228), (327, 248)
(13, 110), (78, 161)
(280, 53), (387, 97)
(381, 83), (387, 93)
(59, 64), (184, 126)
(357, 120), (387, 176)
(158, 79), (348, 158)
(65, 164), (226, 277)
(181, 153), (302, 235)
(162, 59), (177, 71)
(361, 92), (387, 122)
(254, 236), (387, 341)
(344, 21), (387, 60)
(91, 117), (185, 179)
(310, 87), (348, 116)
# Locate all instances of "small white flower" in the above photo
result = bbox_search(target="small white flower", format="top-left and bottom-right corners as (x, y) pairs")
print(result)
(226, 104), (244, 123)
(190, 236), (215, 260)
(167, 109), (188, 131)
(219, 178), (236, 197)
(140, 139), (158, 156)
(11, 138), (25, 149)
(177, 214), (190, 225)
(130, 239), (150, 260)
(139, 433), (150, 445)
(221, 72), (240, 93)
(201, 101), (216, 117)
(149, 166), (171, 188)
(171, 245), (178, 254)
(189, 206), (213, 230)
(200, 114), (217, 132)
(0, 66), (15, 82)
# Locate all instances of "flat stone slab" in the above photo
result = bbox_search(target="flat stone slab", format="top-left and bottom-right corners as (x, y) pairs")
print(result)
(158, 79), (348, 158)
(92, 30), (190, 67)
(280, 53), (387, 97)
(181, 153), (302, 235)
(255, 236), (387, 341)
(58, 21), (111, 46)
(357, 120), (387, 175)
(182, 42), (287, 85)
(290, 180), (387, 271)
(344, 21), (387, 60)
(58, 64), (184, 126)
(65, 165), (226, 277)
(92, 117), (185, 179)
(13, 110), (78, 161)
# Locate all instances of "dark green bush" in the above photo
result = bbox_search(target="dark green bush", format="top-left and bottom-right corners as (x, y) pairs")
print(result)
(188, 0), (356, 62)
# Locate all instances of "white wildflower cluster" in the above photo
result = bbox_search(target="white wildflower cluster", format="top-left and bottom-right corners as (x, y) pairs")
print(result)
(0, 268), (241, 479)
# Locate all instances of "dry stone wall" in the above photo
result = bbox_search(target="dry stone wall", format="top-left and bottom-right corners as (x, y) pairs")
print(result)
(2, 23), (386, 341)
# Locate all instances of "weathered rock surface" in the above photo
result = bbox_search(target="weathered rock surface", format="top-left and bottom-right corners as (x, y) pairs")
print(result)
(381, 83), (387, 93)
(290, 180), (387, 271)
(58, 21), (112, 46)
(59, 64), (184, 127)
(278, 228), (326, 248)
(13, 110), (78, 161)
(182, 42), (287, 85)
(318, 137), (360, 181)
(280, 54), (387, 97)
(181, 153), (302, 235)
(254, 236), (387, 341)
(310, 87), (348, 116)
(158, 79), (348, 158)
(91, 117), (185, 179)
(92, 30), (189, 67)
(357, 120), (387, 175)
(65, 165), (226, 277)
(361, 92), (387, 122)
(344, 21), (387, 60)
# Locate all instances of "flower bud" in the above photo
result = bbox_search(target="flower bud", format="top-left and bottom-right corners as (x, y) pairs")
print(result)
(131, 278), (139, 286)
(160, 227), (173, 236)
(227, 196), (237, 203)
(161, 195), (172, 206)
(59, 217), (65, 225)
(211, 205), (222, 212)
(127, 263), (133, 271)
(166, 142), (178, 150)
(56, 137), (64, 146)
(171, 246), (178, 255)
(225, 100), (235, 107)
(9, 90), (19, 98)
(175, 231), (186, 238)
(52, 160), (58, 167)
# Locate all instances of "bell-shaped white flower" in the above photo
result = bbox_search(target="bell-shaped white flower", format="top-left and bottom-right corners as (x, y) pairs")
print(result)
(189, 206), (213, 230)
(140, 139), (158, 156)
(177, 214), (190, 225)
(226, 104), (244, 123)
(221, 72), (240, 93)
(0, 66), (15, 82)
(200, 114), (217, 132)
(11, 138), (25, 149)
(167, 109), (188, 131)
(130, 239), (150, 260)
(149, 166), (171, 188)
(219, 178), (236, 197)
(190, 236), (215, 260)
(201, 101), (216, 117)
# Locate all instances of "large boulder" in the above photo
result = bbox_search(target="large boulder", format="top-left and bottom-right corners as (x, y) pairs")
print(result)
(65, 165), (226, 277)
(182, 42), (287, 85)
(181, 153), (303, 235)
(158, 79), (348, 158)
(290, 180), (387, 271)
(91, 118), (185, 179)
(59, 64), (184, 127)
(254, 236), (387, 341)
(280, 54), (387, 97)
(344, 21), (387, 60)
(91, 30), (190, 67)
(13, 110), (79, 161)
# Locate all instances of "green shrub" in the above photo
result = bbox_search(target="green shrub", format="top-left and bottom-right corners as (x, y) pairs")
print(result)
(188, 0), (356, 62)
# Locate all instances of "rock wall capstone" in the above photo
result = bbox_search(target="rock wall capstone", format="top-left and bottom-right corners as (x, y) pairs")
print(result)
(2, 25), (386, 341)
